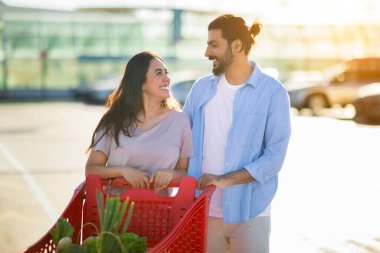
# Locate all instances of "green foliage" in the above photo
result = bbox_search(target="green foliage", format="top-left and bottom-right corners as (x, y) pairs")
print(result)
(51, 190), (146, 253)
(56, 237), (88, 253)
(119, 233), (147, 253)
(51, 218), (74, 245)
(80, 236), (97, 253)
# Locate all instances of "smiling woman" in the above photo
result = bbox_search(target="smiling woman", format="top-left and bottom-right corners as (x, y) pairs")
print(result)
(141, 58), (171, 103)
(85, 51), (193, 191)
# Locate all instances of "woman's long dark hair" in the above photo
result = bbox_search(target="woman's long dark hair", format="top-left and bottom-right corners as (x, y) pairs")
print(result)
(87, 51), (176, 152)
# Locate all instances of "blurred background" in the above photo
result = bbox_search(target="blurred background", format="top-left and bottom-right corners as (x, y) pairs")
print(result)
(1, 0), (380, 253)
(1, 0), (380, 121)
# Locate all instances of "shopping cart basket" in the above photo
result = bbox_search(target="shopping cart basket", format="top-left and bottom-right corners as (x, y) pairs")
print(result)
(23, 175), (215, 253)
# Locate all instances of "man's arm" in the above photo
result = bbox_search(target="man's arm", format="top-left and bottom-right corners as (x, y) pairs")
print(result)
(198, 83), (291, 190)
(197, 168), (254, 190)
(244, 84), (291, 184)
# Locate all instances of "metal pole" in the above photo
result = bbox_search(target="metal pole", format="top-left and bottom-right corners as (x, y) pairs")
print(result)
(0, 14), (8, 96)
(172, 9), (182, 60)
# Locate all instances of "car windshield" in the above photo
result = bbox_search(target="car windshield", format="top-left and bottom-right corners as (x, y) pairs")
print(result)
(322, 64), (345, 82)
(324, 58), (380, 86)
(285, 71), (324, 90)
(358, 83), (380, 98)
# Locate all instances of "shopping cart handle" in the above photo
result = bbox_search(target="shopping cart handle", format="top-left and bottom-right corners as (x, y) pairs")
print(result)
(105, 177), (183, 189)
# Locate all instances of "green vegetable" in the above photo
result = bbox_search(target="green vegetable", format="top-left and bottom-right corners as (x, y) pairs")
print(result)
(51, 218), (74, 245)
(56, 237), (72, 253)
(119, 232), (147, 253)
(81, 236), (97, 253)
(69, 244), (88, 253)
(51, 189), (147, 253)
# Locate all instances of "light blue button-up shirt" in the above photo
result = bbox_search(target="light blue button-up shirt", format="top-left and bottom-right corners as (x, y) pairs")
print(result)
(183, 61), (291, 223)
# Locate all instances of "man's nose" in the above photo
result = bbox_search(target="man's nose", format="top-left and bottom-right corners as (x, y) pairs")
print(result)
(204, 47), (211, 58)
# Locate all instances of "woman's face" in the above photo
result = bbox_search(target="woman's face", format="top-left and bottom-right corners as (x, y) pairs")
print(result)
(142, 58), (171, 102)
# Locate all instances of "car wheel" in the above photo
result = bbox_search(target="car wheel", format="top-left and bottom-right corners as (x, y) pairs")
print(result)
(353, 98), (380, 125)
(306, 94), (329, 115)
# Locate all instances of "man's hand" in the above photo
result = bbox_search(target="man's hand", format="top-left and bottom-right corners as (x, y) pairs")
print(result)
(197, 173), (228, 190)
(197, 169), (255, 190)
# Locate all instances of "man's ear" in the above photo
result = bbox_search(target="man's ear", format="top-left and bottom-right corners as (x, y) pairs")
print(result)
(232, 39), (243, 53)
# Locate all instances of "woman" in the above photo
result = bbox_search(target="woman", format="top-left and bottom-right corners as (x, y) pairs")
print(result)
(85, 51), (193, 189)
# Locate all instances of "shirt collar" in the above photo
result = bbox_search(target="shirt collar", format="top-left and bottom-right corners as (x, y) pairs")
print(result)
(209, 60), (261, 88)
(246, 61), (261, 88)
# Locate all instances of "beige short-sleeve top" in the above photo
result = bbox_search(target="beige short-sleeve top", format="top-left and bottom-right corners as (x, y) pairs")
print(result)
(92, 110), (193, 175)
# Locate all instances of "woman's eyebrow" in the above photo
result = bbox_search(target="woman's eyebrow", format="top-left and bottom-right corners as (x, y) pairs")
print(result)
(154, 68), (166, 74)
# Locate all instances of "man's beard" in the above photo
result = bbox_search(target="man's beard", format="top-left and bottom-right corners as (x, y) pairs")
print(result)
(209, 46), (234, 76)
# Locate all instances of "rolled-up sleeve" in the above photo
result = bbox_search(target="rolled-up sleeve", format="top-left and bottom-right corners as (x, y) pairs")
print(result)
(244, 85), (291, 184)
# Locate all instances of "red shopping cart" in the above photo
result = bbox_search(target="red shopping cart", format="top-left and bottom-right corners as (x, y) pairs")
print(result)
(23, 175), (215, 253)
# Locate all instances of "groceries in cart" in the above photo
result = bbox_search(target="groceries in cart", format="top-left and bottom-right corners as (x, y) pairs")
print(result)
(23, 175), (215, 253)
(51, 190), (146, 253)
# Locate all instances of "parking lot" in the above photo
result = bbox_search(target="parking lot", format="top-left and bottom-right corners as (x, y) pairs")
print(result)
(1, 102), (380, 253)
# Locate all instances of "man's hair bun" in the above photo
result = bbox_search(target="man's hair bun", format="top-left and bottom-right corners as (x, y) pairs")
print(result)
(249, 21), (262, 38)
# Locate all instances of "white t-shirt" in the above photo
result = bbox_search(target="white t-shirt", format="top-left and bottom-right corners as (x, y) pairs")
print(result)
(203, 74), (270, 218)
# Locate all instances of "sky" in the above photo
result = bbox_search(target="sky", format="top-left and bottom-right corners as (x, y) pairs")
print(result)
(3, 0), (380, 25)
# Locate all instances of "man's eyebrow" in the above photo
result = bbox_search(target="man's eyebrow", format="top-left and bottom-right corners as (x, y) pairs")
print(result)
(207, 40), (217, 45)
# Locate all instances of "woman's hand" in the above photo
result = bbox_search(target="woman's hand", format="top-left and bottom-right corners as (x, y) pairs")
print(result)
(121, 167), (150, 189)
(150, 169), (174, 189)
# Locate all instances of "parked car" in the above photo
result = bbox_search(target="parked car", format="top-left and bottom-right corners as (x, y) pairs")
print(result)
(72, 75), (121, 104)
(170, 79), (195, 105)
(353, 82), (380, 125)
(72, 71), (200, 105)
(286, 58), (380, 114)
(73, 67), (279, 106)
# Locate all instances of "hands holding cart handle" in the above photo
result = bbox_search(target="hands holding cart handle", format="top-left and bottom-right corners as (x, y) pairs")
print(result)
(120, 167), (151, 189)
(197, 169), (255, 190)
(197, 173), (228, 190)
(120, 167), (185, 190)
(150, 169), (175, 189)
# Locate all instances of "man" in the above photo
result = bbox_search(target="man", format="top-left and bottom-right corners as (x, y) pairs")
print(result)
(183, 14), (291, 253)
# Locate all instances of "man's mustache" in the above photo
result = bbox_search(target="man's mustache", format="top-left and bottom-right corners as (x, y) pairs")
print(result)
(208, 56), (217, 61)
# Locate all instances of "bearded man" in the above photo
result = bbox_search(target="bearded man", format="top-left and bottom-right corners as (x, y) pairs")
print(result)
(183, 14), (292, 253)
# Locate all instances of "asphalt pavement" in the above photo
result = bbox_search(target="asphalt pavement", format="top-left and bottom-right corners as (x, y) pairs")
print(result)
(0, 102), (379, 253)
